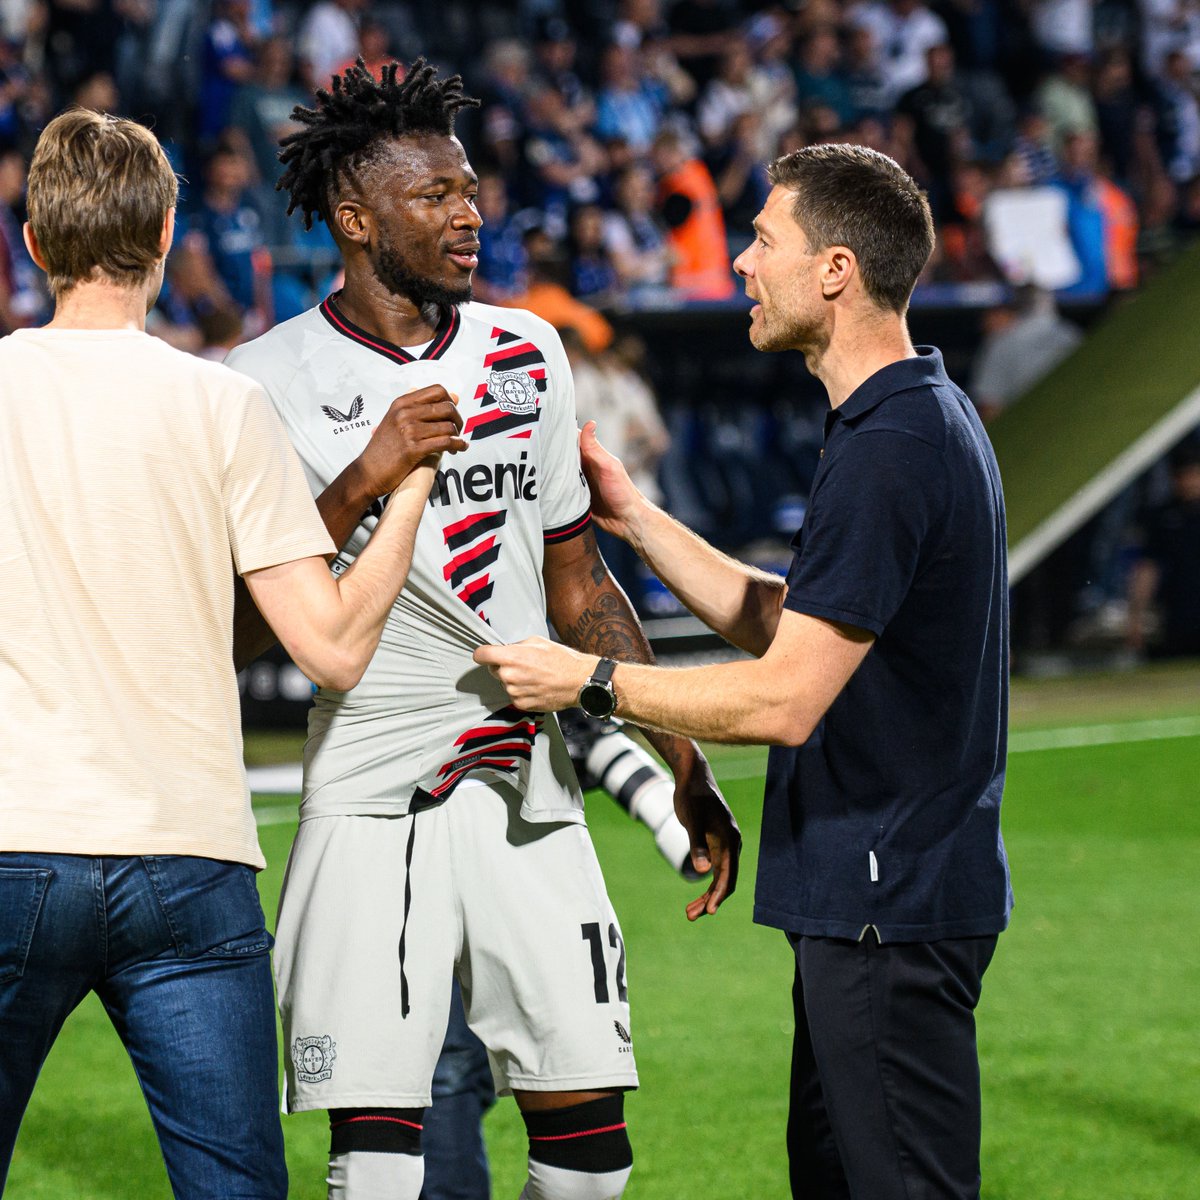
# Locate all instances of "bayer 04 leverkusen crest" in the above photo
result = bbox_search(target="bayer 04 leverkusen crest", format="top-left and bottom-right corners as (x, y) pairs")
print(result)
(490, 368), (539, 415)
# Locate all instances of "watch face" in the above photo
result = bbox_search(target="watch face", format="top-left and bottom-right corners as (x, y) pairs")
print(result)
(579, 681), (616, 718)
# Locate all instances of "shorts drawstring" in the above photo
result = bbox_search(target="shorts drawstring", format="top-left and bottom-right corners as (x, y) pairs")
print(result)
(397, 813), (418, 1019)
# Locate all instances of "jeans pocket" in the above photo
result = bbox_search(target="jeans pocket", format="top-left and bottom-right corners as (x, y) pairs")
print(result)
(0, 867), (52, 982)
(142, 856), (272, 960)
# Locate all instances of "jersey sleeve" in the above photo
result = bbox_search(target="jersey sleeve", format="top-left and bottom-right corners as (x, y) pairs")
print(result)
(537, 328), (593, 544)
(217, 378), (336, 576)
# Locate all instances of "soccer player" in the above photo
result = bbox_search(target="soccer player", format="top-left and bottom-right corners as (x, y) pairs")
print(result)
(227, 60), (740, 1200)
(0, 110), (452, 1197)
(479, 145), (1012, 1200)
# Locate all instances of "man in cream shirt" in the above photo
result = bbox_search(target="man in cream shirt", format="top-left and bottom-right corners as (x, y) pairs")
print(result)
(0, 109), (461, 1197)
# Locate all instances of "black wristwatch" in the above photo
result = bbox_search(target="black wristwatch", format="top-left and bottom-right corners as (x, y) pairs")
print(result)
(577, 657), (619, 719)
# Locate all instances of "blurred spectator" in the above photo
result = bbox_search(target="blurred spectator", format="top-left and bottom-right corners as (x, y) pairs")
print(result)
(198, 0), (257, 144)
(151, 231), (230, 353)
(72, 70), (119, 113)
(298, 0), (365, 90)
(0, 144), (45, 329)
(0, 34), (34, 147)
(507, 226), (614, 352)
(567, 203), (620, 305)
(1012, 108), (1059, 184)
(711, 110), (772, 232)
(531, 16), (592, 126)
(698, 37), (777, 156)
(1055, 129), (1139, 295)
(187, 147), (271, 328)
(595, 43), (670, 153)
(612, 0), (670, 50)
(1093, 49), (1143, 186)
(565, 326), (669, 608)
(337, 18), (395, 80)
(1127, 441), (1200, 657)
(843, 23), (891, 120)
(521, 83), (606, 232)
(969, 286), (1083, 422)
(474, 170), (528, 303)
(845, 0), (949, 105)
(1154, 48), (1200, 185)
(197, 304), (245, 361)
(1035, 51), (1099, 153)
(895, 42), (1015, 215)
(602, 163), (672, 292)
(229, 37), (308, 190)
(1029, 0), (1094, 59)
(477, 39), (532, 175)
(667, 0), (740, 90)
(792, 26), (855, 127)
(653, 128), (735, 298)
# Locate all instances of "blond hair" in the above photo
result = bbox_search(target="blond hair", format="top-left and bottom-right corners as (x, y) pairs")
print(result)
(27, 109), (178, 297)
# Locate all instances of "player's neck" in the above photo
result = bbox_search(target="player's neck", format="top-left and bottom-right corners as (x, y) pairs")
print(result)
(46, 279), (152, 332)
(337, 269), (442, 349)
(808, 315), (916, 410)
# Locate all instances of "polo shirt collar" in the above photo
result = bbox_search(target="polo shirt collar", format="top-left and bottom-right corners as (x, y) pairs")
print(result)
(833, 346), (946, 424)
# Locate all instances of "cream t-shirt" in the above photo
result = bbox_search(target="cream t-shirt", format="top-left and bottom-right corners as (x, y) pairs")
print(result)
(0, 328), (335, 868)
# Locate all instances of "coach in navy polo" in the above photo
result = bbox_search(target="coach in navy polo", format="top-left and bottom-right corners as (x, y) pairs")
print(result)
(478, 142), (1012, 1200)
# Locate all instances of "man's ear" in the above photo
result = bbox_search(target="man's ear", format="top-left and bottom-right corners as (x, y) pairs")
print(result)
(160, 208), (176, 257)
(22, 222), (47, 272)
(333, 200), (371, 248)
(819, 246), (856, 300)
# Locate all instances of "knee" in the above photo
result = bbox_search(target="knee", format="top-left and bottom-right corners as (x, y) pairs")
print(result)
(522, 1095), (632, 1200)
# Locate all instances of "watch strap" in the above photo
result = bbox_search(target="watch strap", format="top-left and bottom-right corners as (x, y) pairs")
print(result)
(590, 657), (617, 686)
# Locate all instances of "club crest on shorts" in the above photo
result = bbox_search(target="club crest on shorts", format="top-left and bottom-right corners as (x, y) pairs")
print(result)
(490, 369), (538, 415)
(292, 1034), (337, 1083)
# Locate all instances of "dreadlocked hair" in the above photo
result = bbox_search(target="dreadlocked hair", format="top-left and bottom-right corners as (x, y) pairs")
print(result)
(277, 57), (480, 229)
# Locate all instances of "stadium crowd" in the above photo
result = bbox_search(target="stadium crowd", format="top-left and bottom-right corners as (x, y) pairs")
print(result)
(0, 0), (1198, 648)
(0, 0), (1199, 339)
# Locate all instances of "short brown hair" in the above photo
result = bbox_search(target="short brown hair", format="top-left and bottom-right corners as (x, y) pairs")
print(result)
(27, 109), (178, 296)
(767, 144), (934, 314)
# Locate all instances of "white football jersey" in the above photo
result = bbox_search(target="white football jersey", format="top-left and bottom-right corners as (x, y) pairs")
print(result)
(227, 297), (590, 822)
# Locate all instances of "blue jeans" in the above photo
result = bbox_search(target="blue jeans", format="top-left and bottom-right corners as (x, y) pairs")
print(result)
(420, 980), (495, 1200)
(0, 853), (287, 1198)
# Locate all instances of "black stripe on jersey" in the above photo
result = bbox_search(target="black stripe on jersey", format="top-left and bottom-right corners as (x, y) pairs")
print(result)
(486, 349), (545, 372)
(459, 579), (494, 610)
(319, 294), (460, 364)
(494, 329), (522, 345)
(468, 410), (541, 440)
(444, 510), (508, 551)
(544, 511), (592, 544)
(447, 543), (501, 589)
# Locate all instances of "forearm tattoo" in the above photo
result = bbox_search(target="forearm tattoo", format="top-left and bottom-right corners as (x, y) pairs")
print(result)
(562, 591), (647, 663)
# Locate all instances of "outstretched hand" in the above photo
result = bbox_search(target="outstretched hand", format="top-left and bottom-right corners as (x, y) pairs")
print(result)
(359, 385), (467, 495)
(672, 754), (741, 920)
(473, 638), (596, 713)
(579, 421), (643, 540)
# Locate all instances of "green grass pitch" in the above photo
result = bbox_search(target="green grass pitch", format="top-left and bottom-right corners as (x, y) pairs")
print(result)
(7, 665), (1200, 1198)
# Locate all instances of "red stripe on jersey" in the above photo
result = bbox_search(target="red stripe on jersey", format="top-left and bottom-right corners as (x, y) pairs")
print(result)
(509, 429), (533, 439)
(474, 382), (490, 399)
(528, 368), (546, 379)
(463, 407), (511, 435)
(454, 722), (538, 744)
(483, 341), (538, 367)
(443, 536), (497, 581)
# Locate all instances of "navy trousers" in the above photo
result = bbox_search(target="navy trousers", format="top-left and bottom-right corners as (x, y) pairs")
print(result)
(787, 932), (998, 1200)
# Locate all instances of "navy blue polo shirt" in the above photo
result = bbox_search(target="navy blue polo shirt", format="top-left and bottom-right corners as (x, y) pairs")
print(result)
(754, 348), (1013, 942)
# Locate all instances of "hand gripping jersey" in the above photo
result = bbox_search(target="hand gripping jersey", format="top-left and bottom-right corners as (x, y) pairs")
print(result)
(226, 298), (590, 823)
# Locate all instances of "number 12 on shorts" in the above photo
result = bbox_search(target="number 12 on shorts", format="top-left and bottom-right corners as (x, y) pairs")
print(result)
(581, 921), (627, 1004)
